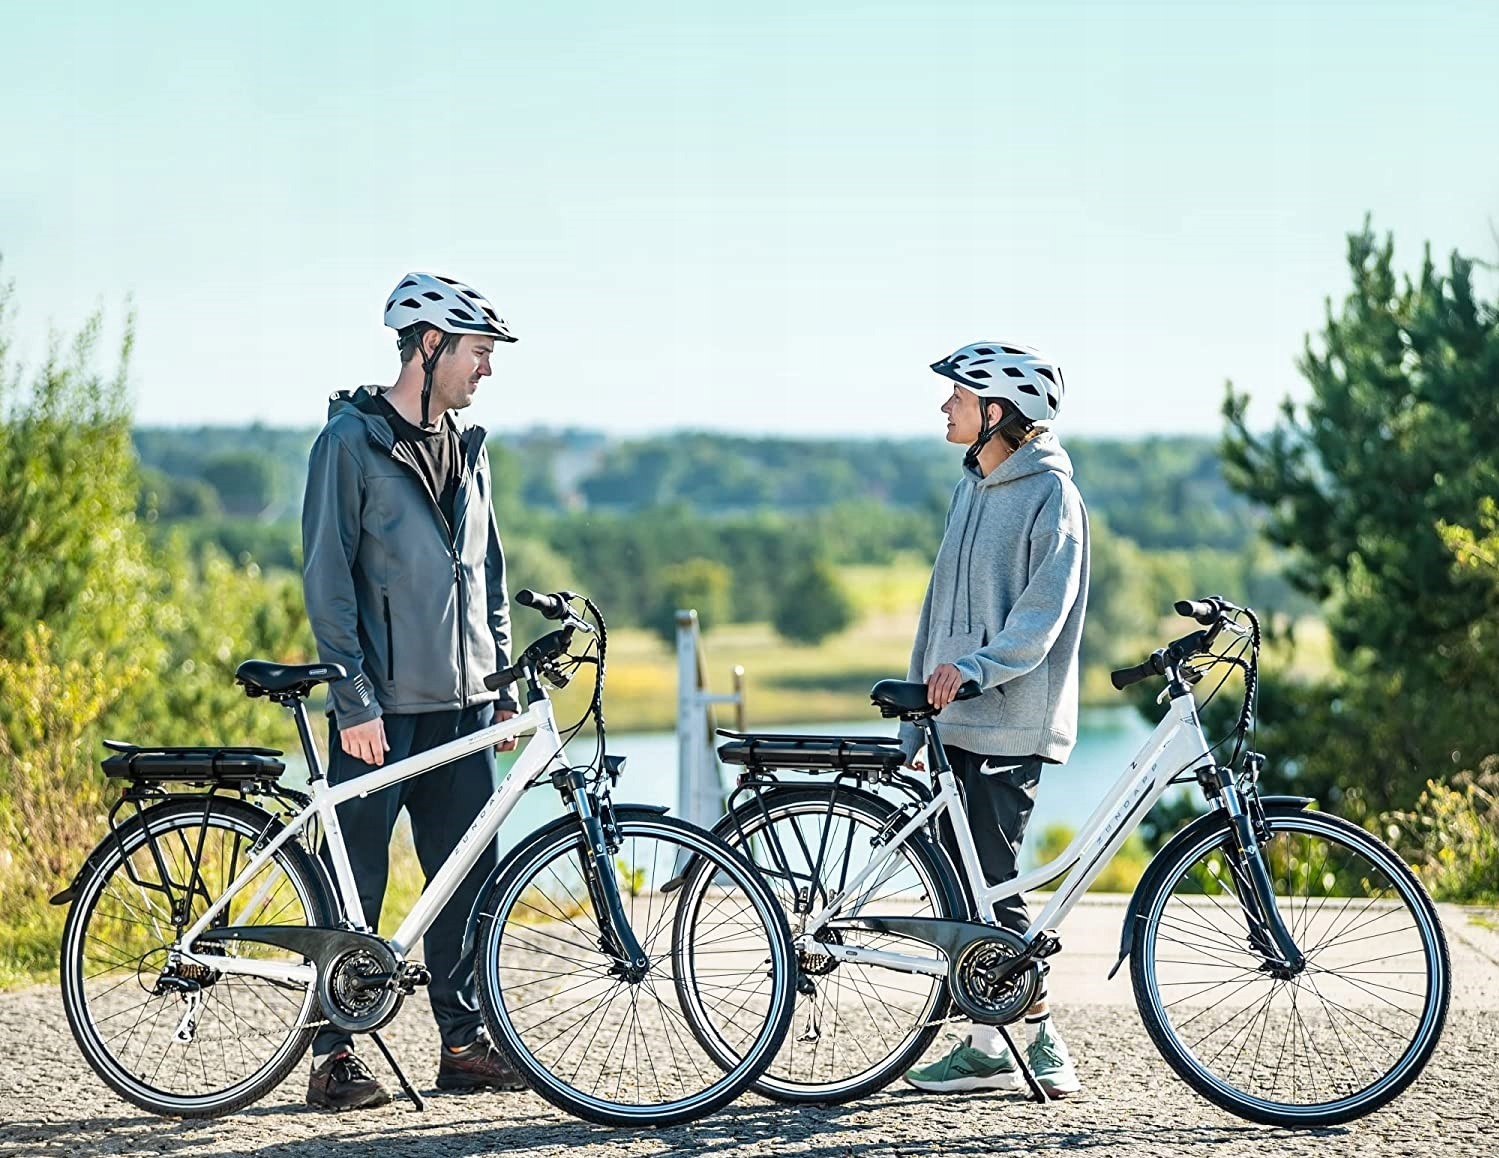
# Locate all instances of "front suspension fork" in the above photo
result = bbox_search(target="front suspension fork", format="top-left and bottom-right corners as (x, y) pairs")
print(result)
(1217, 776), (1305, 974)
(558, 769), (649, 980)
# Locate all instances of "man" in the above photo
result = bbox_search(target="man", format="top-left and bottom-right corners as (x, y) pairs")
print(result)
(900, 341), (1089, 1099)
(300, 271), (526, 1110)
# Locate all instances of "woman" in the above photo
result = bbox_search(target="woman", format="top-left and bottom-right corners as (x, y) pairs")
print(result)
(901, 341), (1090, 1098)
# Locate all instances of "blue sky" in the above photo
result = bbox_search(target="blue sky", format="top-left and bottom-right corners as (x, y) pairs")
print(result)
(4, 1), (1496, 437)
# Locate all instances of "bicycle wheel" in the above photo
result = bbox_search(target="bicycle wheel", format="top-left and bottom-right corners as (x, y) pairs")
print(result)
(59, 796), (332, 1117)
(693, 785), (964, 1103)
(474, 808), (794, 1126)
(1132, 805), (1449, 1127)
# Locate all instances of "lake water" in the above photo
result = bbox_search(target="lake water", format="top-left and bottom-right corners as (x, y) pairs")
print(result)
(287, 705), (1156, 868)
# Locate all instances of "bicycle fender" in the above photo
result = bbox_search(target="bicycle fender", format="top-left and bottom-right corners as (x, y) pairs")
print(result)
(458, 803), (670, 965)
(1105, 796), (1314, 980)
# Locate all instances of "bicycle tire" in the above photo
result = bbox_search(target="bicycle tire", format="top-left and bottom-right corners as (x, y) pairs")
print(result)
(59, 796), (333, 1117)
(473, 808), (795, 1126)
(1131, 805), (1450, 1127)
(692, 784), (965, 1103)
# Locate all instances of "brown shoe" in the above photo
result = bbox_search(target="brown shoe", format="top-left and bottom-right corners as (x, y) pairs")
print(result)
(436, 1030), (528, 1092)
(307, 1048), (393, 1111)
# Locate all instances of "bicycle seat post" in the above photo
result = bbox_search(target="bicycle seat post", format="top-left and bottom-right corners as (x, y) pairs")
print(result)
(922, 719), (953, 776)
(284, 696), (326, 782)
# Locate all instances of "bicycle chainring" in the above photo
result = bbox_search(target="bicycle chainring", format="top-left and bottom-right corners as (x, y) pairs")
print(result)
(948, 930), (1041, 1025)
(318, 945), (403, 1034)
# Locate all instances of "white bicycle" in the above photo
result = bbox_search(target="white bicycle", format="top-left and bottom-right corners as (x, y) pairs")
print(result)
(698, 596), (1449, 1127)
(53, 590), (795, 1126)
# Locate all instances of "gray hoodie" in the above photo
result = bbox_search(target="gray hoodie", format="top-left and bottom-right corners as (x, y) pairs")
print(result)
(302, 387), (517, 728)
(899, 432), (1090, 763)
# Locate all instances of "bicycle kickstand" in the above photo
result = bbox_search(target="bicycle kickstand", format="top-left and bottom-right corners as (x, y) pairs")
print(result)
(997, 1024), (1050, 1105)
(369, 1029), (426, 1111)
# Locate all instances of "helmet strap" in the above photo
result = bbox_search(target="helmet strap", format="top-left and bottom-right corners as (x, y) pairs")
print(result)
(418, 331), (455, 428)
(964, 399), (1035, 472)
(964, 398), (1004, 472)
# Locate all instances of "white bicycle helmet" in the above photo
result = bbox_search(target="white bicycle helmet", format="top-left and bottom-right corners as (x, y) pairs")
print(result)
(929, 341), (1064, 423)
(383, 272), (517, 342)
(382, 272), (516, 424)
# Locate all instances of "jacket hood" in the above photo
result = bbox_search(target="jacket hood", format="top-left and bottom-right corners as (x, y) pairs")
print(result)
(967, 430), (1074, 489)
(325, 386), (480, 452)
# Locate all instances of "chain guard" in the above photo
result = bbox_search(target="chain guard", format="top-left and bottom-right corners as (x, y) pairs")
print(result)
(855, 916), (1047, 1025)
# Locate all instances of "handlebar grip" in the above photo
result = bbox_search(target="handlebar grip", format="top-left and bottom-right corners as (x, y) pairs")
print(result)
(483, 666), (520, 692)
(517, 588), (567, 621)
(1111, 655), (1161, 691)
(1174, 599), (1218, 625)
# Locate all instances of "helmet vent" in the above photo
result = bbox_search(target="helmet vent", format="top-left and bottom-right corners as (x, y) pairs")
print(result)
(449, 308), (475, 322)
(398, 279), (419, 290)
(422, 291), (444, 301)
(1003, 366), (1025, 378)
(1035, 366), (1056, 383)
(974, 347), (994, 355)
(1000, 345), (1027, 355)
(967, 368), (992, 379)
(1046, 394), (1058, 410)
(399, 298), (422, 309)
(1016, 382), (1041, 396)
(436, 276), (460, 286)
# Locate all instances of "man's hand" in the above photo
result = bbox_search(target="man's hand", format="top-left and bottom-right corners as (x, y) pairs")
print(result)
(925, 662), (965, 710)
(495, 708), (518, 753)
(341, 717), (389, 767)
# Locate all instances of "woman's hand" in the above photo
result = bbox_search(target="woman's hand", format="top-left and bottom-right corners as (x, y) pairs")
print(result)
(925, 662), (965, 710)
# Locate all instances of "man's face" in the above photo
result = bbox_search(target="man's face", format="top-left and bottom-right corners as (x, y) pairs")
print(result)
(941, 383), (986, 445)
(430, 333), (495, 412)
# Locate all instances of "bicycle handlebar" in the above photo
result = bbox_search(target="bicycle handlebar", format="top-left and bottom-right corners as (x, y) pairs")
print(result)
(1111, 594), (1247, 691)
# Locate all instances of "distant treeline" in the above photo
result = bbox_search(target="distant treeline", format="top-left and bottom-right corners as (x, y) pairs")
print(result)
(134, 426), (1260, 553)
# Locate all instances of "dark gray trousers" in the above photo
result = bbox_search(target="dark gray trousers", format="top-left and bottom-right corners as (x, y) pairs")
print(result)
(936, 747), (1044, 936)
(313, 702), (498, 1057)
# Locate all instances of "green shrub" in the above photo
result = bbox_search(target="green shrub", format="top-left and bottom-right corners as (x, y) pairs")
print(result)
(1381, 762), (1499, 904)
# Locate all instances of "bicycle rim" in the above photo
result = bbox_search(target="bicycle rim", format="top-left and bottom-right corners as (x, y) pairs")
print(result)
(1134, 809), (1449, 1125)
(60, 798), (325, 1116)
(477, 814), (793, 1126)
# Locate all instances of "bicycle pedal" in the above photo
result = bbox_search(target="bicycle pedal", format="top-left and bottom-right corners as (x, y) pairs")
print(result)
(399, 963), (432, 992)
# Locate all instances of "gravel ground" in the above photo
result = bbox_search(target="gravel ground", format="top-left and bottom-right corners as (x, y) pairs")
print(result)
(3, 903), (1495, 1158)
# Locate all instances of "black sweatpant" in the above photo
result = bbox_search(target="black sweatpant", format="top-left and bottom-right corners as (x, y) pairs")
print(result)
(313, 702), (499, 1058)
(936, 747), (1043, 936)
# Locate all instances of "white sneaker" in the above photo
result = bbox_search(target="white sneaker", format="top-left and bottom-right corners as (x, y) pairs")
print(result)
(1026, 1019), (1082, 1097)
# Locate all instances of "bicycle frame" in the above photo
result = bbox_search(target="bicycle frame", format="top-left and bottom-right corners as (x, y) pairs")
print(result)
(798, 691), (1215, 977)
(173, 696), (570, 986)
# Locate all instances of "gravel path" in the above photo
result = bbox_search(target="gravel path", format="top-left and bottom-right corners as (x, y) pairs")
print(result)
(4, 901), (1495, 1158)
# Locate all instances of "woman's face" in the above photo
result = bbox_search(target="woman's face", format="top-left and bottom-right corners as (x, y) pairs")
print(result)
(941, 383), (984, 445)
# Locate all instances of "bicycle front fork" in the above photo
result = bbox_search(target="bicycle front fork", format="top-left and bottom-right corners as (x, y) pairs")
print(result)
(554, 768), (649, 981)
(1216, 775), (1305, 976)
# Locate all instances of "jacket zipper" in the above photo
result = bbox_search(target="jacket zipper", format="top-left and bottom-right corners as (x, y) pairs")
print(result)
(387, 440), (470, 706)
(454, 548), (468, 704)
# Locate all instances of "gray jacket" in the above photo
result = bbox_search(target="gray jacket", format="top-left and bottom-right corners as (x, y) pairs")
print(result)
(301, 387), (517, 728)
(900, 432), (1090, 763)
